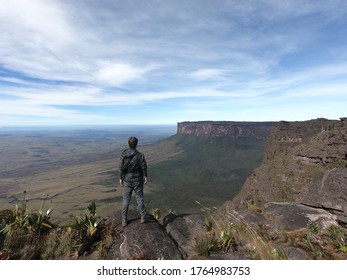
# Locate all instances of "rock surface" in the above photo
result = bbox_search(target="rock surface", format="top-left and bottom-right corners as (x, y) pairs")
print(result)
(177, 121), (275, 139)
(264, 202), (338, 232)
(165, 214), (206, 258)
(303, 168), (347, 213)
(106, 210), (183, 260)
(230, 118), (347, 212)
(119, 218), (183, 260)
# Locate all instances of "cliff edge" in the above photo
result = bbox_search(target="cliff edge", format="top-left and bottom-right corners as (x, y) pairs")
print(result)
(177, 121), (275, 139)
(229, 117), (347, 212)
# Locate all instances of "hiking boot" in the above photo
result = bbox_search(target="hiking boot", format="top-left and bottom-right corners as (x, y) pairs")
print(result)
(122, 219), (128, 227)
(140, 216), (147, 224)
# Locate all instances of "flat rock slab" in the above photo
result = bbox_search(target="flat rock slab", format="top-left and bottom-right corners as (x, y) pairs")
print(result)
(264, 202), (338, 231)
(120, 219), (183, 260)
(285, 247), (310, 260)
(303, 168), (347, 213)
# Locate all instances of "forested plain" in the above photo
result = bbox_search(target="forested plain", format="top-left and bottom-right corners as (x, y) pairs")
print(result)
(0, 126), (265, 223)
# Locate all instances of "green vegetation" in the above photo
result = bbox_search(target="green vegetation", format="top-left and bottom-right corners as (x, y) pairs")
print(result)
(308, 221), (321, 234)
(147, 135), (266, 213)
(191, 233), (218, 258)
(1, 199), (346, 260)
(0, 128), (267, 222)
(0, 201), (107, 259)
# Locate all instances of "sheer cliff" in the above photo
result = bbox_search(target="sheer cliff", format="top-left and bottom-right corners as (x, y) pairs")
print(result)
(177, 121), (275, 139)
(229, 117), (347, 215)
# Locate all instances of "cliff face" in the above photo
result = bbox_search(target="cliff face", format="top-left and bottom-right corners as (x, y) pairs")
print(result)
(177, 121), (275, 139)
(264, 118), (347, 163)
(230, 117), (347, 214)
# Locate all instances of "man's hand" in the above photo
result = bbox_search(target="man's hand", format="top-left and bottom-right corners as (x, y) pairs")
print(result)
(119, 178), (124, 186)
(144, 177), (148, 184)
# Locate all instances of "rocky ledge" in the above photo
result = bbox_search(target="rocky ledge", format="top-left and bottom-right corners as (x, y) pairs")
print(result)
(102, 200), (346, 260)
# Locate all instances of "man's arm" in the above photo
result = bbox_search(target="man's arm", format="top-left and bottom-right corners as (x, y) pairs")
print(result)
(119, 154), (125, 186)
(141, 154), (148, 184)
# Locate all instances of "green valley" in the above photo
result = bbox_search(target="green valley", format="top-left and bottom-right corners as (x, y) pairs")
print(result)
(144, 134), (266, 213)
(0, 124), (268, 223)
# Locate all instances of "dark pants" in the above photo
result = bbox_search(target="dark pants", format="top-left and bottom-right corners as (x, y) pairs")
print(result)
(122, 181), (146, 220)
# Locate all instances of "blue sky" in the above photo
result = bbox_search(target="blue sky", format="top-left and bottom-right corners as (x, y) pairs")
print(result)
(0, 0), (347, 126)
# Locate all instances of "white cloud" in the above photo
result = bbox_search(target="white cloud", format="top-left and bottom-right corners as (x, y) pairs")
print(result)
(189, 69), (224, 81)
(94, 62), (152, 86)
(0, 0), (73, 44)
(0, 0), (80, 81)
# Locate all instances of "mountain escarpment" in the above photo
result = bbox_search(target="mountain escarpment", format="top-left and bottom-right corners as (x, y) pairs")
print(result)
(230, 117), (347, 213)
(177, 121), (275, 139)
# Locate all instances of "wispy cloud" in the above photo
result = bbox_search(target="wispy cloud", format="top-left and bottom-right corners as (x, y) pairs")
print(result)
(0, 0), (347, 125)
(189, 69), (225, 81)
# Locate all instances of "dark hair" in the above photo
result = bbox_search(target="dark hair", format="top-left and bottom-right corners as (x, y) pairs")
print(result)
(128, 136), (138, 148)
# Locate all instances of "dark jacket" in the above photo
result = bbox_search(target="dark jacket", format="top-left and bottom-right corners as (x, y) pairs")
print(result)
(119, 148), (147, 183)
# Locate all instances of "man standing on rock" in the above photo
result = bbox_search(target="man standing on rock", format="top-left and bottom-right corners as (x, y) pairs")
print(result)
(119, 136), (148, 227)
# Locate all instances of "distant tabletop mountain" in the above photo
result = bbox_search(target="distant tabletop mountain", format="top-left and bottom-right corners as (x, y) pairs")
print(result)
(145, 120), (277, 214)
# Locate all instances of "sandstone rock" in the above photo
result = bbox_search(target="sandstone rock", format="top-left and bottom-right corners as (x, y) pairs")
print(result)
(303, 168), (347, 213)
(235, 210), (269, 226)
(177, 121), (275, 139)
(165, 214), (206, 257)
(285, 247), (310, 260)
(268, 118), (342, 144)
(208, 251), (248, 260)
(119, 218), (183, 260)
(231, 118), (347, 211)
(264, 202), (338, 232)
(337, 214), (347, 227)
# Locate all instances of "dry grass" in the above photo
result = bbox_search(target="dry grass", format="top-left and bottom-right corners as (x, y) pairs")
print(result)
(191, 201), (279, 260)
(190, 231), (217, 258)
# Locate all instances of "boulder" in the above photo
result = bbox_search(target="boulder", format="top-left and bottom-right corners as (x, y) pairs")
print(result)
(165, 214), (206, 258)
(119, 218), (183, 260)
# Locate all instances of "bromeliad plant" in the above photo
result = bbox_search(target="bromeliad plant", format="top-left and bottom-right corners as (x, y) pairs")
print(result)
(70, 202), (101, 239)
(69, 201), (104, 255)
(196, 201), (236, 252)
(0, 204), (53, 237)
(0, 196), (54, 259)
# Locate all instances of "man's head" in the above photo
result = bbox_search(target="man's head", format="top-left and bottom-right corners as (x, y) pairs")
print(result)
(128, 136), (138, 149)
